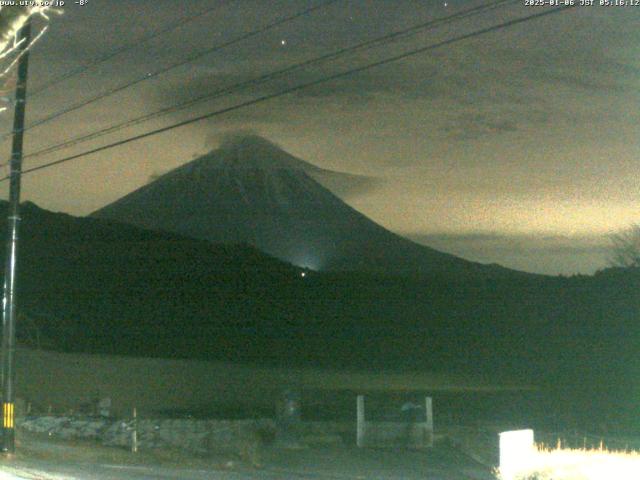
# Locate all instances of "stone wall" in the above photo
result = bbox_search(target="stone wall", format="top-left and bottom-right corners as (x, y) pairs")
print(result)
(17, 415), (355, 454)
(18, 415), (276, 456)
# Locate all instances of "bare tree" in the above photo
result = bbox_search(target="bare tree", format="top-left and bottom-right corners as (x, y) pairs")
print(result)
(609, 224), (640, 268)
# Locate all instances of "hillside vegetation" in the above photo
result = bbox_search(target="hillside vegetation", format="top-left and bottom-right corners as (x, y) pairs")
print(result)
(1, 201), (639, 425)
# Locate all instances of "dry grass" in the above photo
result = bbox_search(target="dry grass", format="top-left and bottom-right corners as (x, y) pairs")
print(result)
(498, 444), (640, 480)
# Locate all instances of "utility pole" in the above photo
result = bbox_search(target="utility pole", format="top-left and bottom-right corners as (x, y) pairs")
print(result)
(1, 20), (32, 454)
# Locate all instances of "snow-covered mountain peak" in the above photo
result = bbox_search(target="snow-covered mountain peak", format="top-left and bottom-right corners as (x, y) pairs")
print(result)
(194, 134), (320, 173)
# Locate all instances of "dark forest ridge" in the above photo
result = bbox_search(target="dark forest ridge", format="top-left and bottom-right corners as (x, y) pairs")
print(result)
(1, 200), (640, 429)
(0, 200), (637, 388)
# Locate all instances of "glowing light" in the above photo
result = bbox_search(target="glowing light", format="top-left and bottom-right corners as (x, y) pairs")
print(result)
(499, 429), (535, 480)
(280, 39), (287, 46)
(287, 251), (323, 271)
(0, 6), (58, 78)
(0, 24), (48, 79)
(498, 429), (640, 480)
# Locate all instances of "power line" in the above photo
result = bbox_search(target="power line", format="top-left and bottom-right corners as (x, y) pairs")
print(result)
(25, 0), (518, 161)
(17, 0), (341, 134)
(1, 5), (575, 182)
(28, 2), (233, 97)
(10, 5), (575, 178)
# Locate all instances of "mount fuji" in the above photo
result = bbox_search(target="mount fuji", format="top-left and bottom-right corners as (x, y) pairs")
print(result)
(92, 135), (516, 277)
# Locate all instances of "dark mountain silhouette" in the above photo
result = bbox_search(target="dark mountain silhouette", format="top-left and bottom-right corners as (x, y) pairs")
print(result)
(4, 200), (306, 359)
(1, 200), (639, 428)
(91, 135), (520, 278)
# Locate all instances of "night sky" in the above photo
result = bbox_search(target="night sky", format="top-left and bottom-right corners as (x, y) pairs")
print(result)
(0, 0), (637, 275)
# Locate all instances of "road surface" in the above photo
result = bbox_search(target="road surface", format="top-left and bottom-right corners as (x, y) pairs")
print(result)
(0, 432), (495, 479)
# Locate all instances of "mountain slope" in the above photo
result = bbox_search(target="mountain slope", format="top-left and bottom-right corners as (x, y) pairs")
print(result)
(0, 200), (637, 405)
(92, 135), (518, 278)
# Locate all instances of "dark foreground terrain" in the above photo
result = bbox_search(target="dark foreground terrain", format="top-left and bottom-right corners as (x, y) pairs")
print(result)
(3, 201), (639, 435)
(1, 430), (494, 480)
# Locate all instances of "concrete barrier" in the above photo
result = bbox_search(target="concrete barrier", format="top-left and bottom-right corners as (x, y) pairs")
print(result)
(18, 415), (275, 455)
(499, 429), (535, 480)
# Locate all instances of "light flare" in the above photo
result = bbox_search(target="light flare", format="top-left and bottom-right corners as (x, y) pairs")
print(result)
(0, 6), (59, 78)
(498, 430), (640, 480)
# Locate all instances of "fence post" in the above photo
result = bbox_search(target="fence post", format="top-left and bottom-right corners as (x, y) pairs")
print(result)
(356, 395), (365, 448)
(425, 396), (433, 447)
(275, 389), (302, 448)
(131, 407), (138, 453)
(499, 429), (535, 480)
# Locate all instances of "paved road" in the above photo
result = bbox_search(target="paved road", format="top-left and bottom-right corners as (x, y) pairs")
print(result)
(0, 445), (495, 479)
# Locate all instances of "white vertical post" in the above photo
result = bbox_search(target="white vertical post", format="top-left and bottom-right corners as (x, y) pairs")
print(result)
(499, 429), (535, 480)
(131, 407), (138, 453)
(356, 395), (365, 448)
(425, 396), (433, 447)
